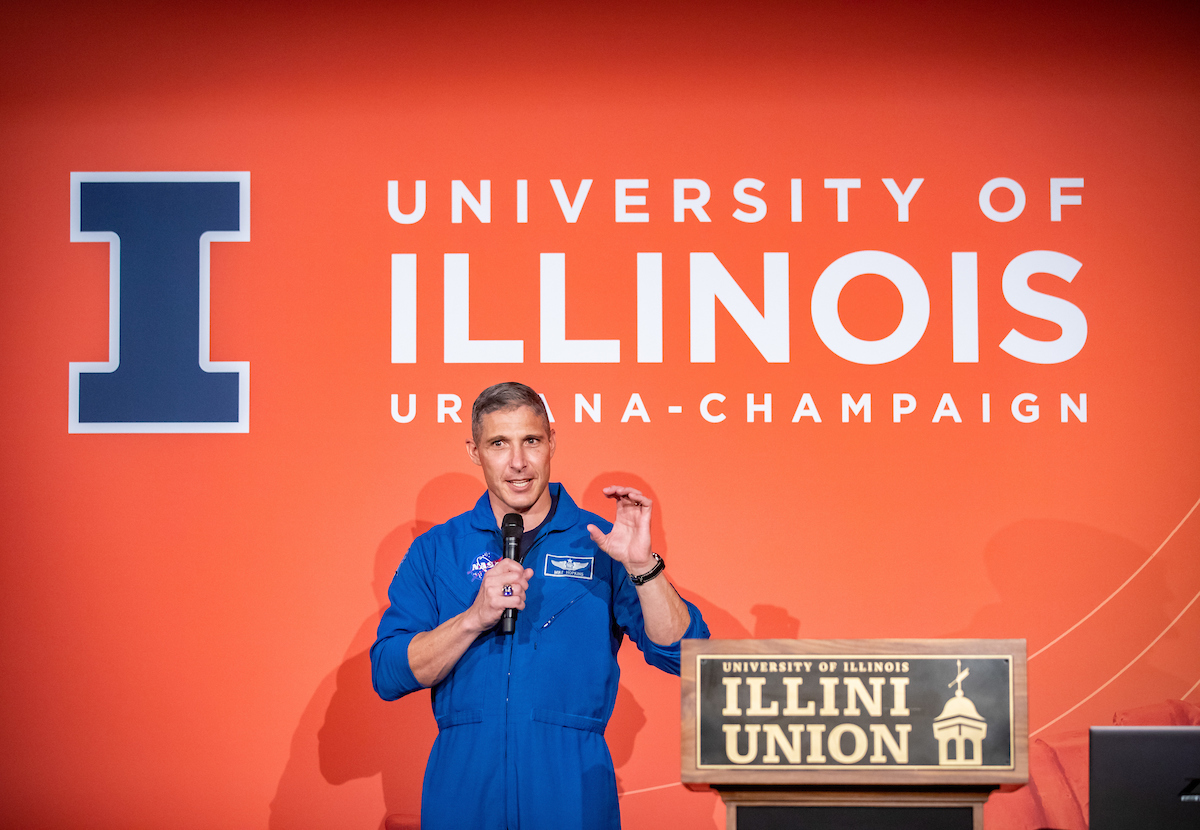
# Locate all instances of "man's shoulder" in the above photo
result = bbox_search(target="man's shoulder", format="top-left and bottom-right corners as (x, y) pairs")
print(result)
(548, 484), (611, 534)
(570, 506), (611, 534)
(410, 494), (493, 550)
(424, 506), (478, 535)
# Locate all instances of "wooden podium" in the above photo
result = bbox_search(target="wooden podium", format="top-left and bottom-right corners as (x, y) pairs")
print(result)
(681, 639), (1027, 829)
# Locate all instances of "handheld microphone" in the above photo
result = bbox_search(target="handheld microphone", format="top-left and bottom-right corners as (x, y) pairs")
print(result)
(499, 512), (523, 635)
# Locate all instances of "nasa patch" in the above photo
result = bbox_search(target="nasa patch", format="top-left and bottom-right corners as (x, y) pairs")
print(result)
(544, 555), (594, 580)
(469, 552), (498, 581)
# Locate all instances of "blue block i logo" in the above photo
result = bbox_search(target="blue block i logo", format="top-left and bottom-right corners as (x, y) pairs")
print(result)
(69, 172), (250, 433)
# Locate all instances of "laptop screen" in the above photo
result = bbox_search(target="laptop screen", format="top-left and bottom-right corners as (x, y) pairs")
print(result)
(1089, 726), (1200, 830)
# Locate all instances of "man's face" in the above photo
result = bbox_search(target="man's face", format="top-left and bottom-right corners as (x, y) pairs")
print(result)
(466, 405), (556, 520)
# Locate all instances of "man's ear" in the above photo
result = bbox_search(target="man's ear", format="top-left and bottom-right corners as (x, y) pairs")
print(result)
(548, 428), (556, 458)
(465, 437), (481, 466)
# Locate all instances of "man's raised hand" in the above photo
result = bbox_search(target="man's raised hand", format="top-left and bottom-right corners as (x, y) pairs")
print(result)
(586, 485), (655, 573)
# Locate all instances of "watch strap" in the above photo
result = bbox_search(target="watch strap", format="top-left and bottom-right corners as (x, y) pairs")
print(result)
(629, 552), (665, 585)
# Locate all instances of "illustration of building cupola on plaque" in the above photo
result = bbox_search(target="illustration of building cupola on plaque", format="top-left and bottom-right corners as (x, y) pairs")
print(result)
(933, 659), (988, 766)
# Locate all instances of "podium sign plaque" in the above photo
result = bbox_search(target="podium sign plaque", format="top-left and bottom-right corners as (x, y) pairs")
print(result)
(682, 639), (1027, 829)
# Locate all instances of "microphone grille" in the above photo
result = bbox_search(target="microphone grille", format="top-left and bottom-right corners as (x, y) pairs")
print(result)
(501, 512), (524, 538)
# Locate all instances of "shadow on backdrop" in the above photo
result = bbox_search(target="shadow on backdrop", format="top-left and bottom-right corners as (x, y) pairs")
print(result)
(954, 520), (1195, 830)
(952, 519), (1183, 685)
(581, 473), (801, 641)
(583, 473), (802, 829)
(269, 473), (480, 830)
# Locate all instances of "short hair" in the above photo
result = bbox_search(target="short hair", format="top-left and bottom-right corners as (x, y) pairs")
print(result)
(471, 382), (550, 444)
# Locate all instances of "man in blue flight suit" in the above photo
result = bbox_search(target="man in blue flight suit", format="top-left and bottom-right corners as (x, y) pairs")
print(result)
(371, 382), (709, 829)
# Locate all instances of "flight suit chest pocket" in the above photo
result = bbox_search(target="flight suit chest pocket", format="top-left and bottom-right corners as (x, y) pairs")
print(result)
(531, 567), (604, 633)
(529, 579), (615, 719)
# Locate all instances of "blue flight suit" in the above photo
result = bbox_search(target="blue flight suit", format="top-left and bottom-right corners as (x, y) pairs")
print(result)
(370, 484), (709, 829)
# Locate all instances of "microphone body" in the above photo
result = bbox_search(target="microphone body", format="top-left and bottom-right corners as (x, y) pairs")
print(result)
(499, 513), (523, 635)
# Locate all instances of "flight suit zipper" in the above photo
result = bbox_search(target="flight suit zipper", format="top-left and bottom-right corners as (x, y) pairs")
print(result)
(500, 519), (562, 827)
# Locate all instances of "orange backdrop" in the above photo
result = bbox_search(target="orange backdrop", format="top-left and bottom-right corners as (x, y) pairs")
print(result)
(2, 2), (1198, 828)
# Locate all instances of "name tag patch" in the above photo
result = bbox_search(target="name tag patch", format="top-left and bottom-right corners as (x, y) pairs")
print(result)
(544, 555), (594, 580)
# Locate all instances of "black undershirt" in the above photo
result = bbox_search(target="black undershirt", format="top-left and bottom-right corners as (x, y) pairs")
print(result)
(515, 490), (558, 564)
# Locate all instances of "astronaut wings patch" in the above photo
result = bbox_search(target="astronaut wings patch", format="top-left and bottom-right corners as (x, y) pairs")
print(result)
(544, 555), (594, 580)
